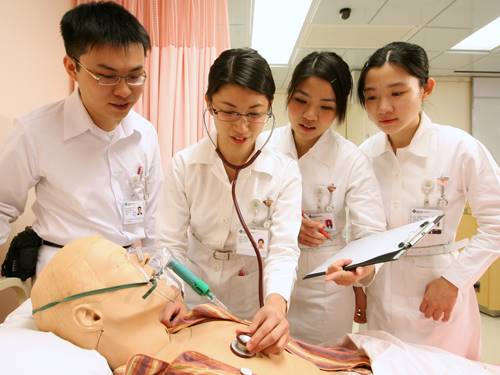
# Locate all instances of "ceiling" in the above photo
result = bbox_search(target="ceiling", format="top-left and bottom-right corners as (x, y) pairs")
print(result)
(228, 0), (500, 91)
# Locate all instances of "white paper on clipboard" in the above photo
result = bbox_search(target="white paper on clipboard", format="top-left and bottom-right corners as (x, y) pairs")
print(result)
(304, 215), (443, 280)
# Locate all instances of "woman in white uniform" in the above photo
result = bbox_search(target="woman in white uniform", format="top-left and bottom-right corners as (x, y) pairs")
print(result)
(156, 48), (302, 355)
(356, 41), (500, 359)
(262, 51), (386, 345)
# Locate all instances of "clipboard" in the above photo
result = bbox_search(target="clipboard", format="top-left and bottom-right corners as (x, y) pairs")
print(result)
(303, 215), (444, 280)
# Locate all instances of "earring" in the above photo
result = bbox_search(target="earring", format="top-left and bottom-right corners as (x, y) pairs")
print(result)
(95, 329), (104, 350)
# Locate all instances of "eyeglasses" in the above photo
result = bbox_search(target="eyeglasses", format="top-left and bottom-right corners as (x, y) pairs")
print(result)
(211, 107), (272, 124)
(73, 57), (147, 86)
(32, 277), (158, 314)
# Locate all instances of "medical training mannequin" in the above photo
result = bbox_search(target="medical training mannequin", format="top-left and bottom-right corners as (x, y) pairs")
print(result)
(259, 52), (386, 345)
(157, 48), (302, 355)
(349, 41), (500, 359)
(31, 236), (363, 373)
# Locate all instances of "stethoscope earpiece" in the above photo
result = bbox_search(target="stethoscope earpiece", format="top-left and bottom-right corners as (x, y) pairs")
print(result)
(230, 334), (255, 358)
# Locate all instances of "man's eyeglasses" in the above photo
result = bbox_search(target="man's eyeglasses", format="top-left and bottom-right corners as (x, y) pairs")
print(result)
(211, 107), (272, 124)
(72, 57), (147, 86)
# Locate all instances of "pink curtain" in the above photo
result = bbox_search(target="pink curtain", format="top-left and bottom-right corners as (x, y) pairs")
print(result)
(76, 0), (230, 165)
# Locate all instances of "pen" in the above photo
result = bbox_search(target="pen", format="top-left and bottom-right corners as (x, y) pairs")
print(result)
(302, 212), (330, 239)
(398, 215), (445, 249)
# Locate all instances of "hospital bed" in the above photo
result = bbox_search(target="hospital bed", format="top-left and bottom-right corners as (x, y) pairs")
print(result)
(0, 278), (498, 375)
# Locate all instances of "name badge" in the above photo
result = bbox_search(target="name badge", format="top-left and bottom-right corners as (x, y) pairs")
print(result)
(236, 228), (269, 258)
(123, 200), (145, 225)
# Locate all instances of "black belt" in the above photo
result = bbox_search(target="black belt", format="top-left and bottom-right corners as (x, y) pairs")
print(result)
(42, 239), (132, 249)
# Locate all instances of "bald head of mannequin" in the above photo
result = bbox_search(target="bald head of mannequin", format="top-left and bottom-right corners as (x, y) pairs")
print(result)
(31, 236), (178, 369)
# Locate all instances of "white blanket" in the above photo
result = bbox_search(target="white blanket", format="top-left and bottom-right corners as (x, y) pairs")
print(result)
(2, 300), (499, 374)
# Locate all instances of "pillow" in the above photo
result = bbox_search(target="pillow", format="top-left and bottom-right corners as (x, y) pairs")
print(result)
(0, 299), (112, 375)
(2, 299), (36, 329)
(347, 331), (495, 375)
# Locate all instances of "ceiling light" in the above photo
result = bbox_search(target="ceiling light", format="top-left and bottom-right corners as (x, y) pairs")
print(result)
(451, 16), (500, 51)
(251, 0), (312, 65)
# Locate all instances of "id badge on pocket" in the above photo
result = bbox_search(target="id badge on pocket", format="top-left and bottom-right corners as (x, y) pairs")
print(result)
(123, 200), (145, 225)
(236, 228), (269, 257)
(410, 208), (444, 235)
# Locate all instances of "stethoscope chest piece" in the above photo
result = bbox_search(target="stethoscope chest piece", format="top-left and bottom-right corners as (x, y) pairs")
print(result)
(230, 334), (255, 358)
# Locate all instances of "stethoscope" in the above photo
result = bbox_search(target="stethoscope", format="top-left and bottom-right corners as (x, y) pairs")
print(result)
(203, 106), (276, 310)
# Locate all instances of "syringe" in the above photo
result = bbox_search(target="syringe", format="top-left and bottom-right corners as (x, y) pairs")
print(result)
(166, 259), (228, 310)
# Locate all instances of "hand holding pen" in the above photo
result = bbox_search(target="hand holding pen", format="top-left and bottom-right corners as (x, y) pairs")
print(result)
(299, 212), (331, 247)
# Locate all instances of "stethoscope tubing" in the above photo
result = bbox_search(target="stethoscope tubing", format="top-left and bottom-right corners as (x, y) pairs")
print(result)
(203, 108), (276, 308)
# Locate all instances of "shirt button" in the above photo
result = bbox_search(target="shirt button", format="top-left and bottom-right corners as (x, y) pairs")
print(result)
(222, 217), (229, 224)
(392, 201), (400, 208)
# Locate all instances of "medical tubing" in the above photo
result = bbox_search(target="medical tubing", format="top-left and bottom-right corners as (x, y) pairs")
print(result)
(231, 168), (265, 308)
(167, 259), (211, 296)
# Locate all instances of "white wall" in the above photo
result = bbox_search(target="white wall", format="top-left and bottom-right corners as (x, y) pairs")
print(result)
(0, 0), (71, 321)
(472, 77), (500, 163)
(272, 76), (472, 145)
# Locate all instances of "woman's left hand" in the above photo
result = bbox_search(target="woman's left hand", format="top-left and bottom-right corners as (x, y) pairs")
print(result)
(325, 259), (375, 286)
(419, 276), (458, 321)
(236, 293), (289, 355)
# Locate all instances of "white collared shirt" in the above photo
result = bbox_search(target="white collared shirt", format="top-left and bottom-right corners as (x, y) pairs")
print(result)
(360, 112), (500, 289)
(157, 135), (302, 302)
(0, 90), (163, 247)
(262, 125), (386, 247)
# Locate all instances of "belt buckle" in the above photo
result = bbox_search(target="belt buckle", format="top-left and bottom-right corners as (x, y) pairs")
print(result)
(213, 250), (231, 261)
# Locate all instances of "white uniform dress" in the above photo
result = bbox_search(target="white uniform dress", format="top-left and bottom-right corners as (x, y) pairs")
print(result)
(156, 135), (302, 319)
(360, 113), (500, 359)
(261, 125), (386, 345)
(0, 90), (163, 273)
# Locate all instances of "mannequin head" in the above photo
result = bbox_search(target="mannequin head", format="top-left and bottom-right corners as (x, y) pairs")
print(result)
(31, 236), (178, 369)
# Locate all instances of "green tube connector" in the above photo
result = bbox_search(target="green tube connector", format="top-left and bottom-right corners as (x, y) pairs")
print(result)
(167, 259), (211, 297)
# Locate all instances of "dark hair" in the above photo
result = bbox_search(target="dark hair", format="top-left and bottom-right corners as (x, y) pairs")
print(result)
(287, 51), (352, 124)
(357, 41), (429, 106)
(60, 1), (151, 59)
(206, 48), (275, 103)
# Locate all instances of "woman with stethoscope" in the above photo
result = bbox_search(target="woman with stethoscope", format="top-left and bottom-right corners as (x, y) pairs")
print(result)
(156, 48), (302, 354)
(260, 51), (386, 345)
(349, 41), (500, 359)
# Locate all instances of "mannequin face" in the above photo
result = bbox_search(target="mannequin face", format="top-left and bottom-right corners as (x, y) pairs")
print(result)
(32, 237), (176, 369)
(95, 269), (171, 368)
(90, 246), (172, 365)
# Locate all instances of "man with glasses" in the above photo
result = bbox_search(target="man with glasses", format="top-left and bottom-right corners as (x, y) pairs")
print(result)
(0, 2), (163, 277)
